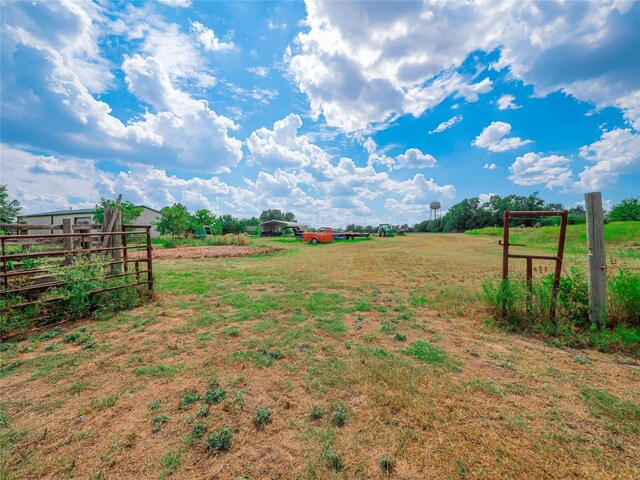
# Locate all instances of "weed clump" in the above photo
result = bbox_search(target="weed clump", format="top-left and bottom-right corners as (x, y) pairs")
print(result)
(310, 405), (324, 421)
(151, 415), (170, 433)
(379, 454), (396, 474)
(37, 327), (61, 341)
(227, 390), (246, 410)
(197, 405), (209, 418)
(179, 389), (200, 409)
(332, 403), (346, 427)
(393, 332), (407, 341)
(253, 406), (273, 429)
(207, 426), (233, 452)
(203, 381), (226, 405)
(148, 399), (162, 412)
(322, 445), (344, 471)
(191, 421), (208, 440)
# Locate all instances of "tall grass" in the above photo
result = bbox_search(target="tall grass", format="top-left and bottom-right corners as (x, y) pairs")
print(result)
(482, 269), (640, 351)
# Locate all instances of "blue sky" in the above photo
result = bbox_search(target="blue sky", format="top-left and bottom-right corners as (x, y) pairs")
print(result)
(1, 0), (639, 226)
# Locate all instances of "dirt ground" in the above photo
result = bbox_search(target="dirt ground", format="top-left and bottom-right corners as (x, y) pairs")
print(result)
(1, 234), (639, 479)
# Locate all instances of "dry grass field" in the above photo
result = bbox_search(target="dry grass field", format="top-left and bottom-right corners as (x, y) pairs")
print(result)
(1, 234), (639, 479)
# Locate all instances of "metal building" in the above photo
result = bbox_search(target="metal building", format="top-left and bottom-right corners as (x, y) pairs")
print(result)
(19, 206), (162, 237)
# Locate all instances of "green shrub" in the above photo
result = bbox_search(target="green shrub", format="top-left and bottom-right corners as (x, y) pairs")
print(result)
(608, 197), (640, 221)
(207, 426), (233, 452)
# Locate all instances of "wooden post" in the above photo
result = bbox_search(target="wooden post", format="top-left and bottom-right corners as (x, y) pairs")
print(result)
(145, 226), (153, 291)
(62, 219), (73, 265)
(502, 211), (510, 280)
(112, 210), (122, 273)
(585, 192), (607, 328)
(101, 194), (122, 249)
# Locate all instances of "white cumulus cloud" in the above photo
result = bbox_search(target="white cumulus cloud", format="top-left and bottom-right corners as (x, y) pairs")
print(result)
(473, 122), (533, 152)
(508, 153), (573, 190)
(190, 21), (234, 51)
(287, 0), (640, 132)
(575, 128), (640, 191)
(497, 94), (521, 110)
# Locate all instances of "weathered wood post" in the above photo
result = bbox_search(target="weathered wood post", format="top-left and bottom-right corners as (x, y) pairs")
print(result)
(112, 209), (122, 273)
(62, 219), (73, 265)
(585, 192), (607, 328)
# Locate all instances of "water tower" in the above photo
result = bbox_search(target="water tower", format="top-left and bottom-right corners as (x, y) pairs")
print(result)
(429, 201), (441, 220)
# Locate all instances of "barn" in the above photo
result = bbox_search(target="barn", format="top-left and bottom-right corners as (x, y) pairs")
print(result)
(259, 220), (308, 237)
(19, 206), (162, 237)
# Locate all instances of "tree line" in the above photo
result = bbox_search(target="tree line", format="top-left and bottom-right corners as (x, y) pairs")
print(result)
(413, 193), (640, 233)
(147, 204), (299, 238)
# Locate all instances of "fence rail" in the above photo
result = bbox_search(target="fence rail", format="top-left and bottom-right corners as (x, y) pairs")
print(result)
(0, 225), (153, 304)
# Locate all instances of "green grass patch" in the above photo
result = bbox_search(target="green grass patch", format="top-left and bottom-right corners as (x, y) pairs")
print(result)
(579, 387), (640, 436)
(403, 341), (460, 371)
(315, 316), (347, 335)
(134, 363), (184, 377)
(466, 221), (640, 256)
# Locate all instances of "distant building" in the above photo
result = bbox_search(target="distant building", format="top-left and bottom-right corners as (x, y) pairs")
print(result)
(19, 206), (162, 237)
(259, 220), (308, 237)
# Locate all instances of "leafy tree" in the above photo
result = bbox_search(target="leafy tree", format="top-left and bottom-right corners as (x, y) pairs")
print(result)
(155, 203), (191, 238)
(93, 198), (143, 225)
(189, 209), (222, 234)
(240, 216), (260, 228)
(259, 209), (297, 222)
(220, 214), (244, 234)
(191, 209), (216, 227)
(568, 206), (586, 215)
(608, 197), (640, 221)
(0, 185), (21, 224)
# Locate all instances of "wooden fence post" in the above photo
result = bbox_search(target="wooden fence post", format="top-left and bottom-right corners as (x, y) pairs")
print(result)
(585, 192), (607, 328)
(112, 209), (122, 273)
(62, 219), (73, 265)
